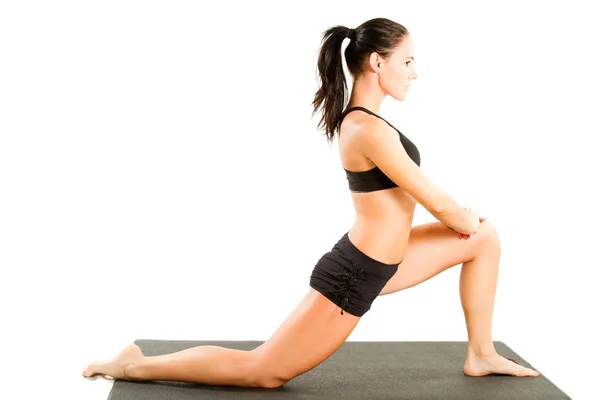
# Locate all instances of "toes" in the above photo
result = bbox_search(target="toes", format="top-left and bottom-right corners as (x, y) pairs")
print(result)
(82, 362), (102, 378)
(518, 367), (539, 377)
(507, 358), (539, 377)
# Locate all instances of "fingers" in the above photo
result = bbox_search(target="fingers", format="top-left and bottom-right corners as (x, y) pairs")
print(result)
(459, 217), (487, 239)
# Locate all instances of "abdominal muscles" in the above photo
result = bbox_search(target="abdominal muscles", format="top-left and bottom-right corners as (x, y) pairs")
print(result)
(349, 187), (417, 264)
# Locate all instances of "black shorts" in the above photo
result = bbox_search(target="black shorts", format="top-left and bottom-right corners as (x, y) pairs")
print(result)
(309, 231), (401, 317)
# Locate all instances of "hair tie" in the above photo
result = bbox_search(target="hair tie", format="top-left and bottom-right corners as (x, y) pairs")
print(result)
(347, 28), (354, 40)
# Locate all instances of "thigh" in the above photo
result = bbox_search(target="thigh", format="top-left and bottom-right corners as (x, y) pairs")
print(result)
(253, 287), (360, 385)
(251, 232), (397, 386)
(379, 220), (500, 296)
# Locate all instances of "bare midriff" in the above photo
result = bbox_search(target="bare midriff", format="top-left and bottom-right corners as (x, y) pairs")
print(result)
(347, 187), (417, 265)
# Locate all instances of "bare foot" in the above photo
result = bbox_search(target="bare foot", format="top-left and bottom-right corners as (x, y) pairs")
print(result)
(464, 353), (540, 377)
(82, 344), (145, 380)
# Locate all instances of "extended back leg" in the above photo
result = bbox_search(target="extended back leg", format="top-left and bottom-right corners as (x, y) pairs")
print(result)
(82, 287), (360, 388)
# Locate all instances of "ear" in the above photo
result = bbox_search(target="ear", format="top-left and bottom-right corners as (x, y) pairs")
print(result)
(368, 52), (384, 73)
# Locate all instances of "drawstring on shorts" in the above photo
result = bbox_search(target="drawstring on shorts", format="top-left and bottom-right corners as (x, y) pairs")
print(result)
(327, 252), (364, 315)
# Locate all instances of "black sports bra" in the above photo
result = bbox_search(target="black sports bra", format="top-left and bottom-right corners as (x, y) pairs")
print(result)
(339, 106), (421, 193)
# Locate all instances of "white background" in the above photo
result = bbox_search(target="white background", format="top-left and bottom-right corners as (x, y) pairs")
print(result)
(1, 1), (598, 399)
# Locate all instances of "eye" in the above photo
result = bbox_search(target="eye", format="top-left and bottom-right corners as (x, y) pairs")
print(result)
(405, 61), (411, 66)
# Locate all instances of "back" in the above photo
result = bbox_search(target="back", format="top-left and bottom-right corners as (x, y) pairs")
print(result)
(339, 107), (420, 194)
(337, 109), (418, 262)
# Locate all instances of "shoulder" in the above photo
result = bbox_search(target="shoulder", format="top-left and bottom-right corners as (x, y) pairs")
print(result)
(340, 111), (396, 145)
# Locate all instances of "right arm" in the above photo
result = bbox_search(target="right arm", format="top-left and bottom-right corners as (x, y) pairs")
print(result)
(359, 119), (478, 234)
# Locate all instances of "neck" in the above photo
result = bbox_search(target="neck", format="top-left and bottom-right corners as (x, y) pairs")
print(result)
(346, 76), (385, 114)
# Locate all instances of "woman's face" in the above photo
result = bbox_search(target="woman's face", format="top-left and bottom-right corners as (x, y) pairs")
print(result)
(377, 36), (418, 101)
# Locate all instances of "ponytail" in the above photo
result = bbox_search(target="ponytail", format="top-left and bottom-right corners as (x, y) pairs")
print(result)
(311, 26), (352, 145)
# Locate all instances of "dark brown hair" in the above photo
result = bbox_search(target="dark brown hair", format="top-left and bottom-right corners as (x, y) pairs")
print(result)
(311, 17), (410, 145)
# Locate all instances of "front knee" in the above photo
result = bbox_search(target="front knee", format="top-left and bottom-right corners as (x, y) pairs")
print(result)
(475, 220), (501, 250)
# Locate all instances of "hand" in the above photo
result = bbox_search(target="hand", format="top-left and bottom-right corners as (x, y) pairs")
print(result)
(459, 216), (487, 240)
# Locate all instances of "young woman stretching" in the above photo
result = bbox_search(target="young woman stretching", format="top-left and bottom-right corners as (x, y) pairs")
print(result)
(82, 17), (540, 388)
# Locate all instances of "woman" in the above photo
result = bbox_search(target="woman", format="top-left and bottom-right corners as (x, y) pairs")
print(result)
(82, 17), (539, 388)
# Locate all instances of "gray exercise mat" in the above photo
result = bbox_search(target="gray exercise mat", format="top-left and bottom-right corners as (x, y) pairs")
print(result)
(107, 339), (570, 400)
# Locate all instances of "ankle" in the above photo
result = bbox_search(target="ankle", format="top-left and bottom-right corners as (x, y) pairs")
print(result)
(124, 361), (144, 380)
(467, 343), (497, 358)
